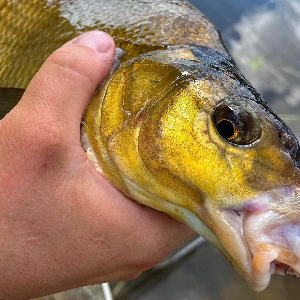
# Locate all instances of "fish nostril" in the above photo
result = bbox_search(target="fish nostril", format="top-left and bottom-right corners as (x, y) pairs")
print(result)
(276, 126), (300, 163)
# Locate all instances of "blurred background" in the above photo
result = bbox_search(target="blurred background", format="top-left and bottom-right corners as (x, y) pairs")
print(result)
(39, 0), (300, 299)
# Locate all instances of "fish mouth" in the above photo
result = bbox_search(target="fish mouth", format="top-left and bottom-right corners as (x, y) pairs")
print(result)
(81, 126), (300, 290)
(211, 185), (300, 291)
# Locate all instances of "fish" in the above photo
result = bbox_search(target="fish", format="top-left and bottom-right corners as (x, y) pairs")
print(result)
(1, 0), (300, 293)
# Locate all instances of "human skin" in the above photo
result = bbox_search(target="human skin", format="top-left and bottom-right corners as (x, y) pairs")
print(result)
(0, 31), (195, 300)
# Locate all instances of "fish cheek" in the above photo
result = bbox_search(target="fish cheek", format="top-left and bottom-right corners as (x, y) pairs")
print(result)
(138, 81), (253, 210)
(138, 81), (206, 211)
(202, 130), (257, 207)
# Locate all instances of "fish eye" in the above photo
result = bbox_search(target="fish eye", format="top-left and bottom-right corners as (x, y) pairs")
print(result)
(216, 118), (238, 141)
(277, 129), (300, 161)
(212, 100), (262, 146)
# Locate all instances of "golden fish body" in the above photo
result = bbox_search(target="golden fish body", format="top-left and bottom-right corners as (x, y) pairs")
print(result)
(2, 0), (300, 292)
(0, 0), (227, 87)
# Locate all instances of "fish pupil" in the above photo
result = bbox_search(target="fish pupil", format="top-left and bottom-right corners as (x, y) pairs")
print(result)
(217, 119), (235, 139)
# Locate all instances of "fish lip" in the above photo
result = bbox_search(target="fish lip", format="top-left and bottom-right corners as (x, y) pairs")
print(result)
(214, 185), (300, 291)
(231, 185), (298, 212)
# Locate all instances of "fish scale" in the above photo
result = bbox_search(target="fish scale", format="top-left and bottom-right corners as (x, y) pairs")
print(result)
(0, 0), (228, 88)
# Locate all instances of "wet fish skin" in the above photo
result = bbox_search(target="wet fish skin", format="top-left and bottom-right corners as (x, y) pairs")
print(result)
(82, 43), (300, 291)
(2, 0), (300, 293)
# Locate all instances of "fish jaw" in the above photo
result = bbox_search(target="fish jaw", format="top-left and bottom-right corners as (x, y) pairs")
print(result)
(207, 185), (300, 291)
(82, 120), (300, 291)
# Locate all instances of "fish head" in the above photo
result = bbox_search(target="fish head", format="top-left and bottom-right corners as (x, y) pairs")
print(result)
(83, 46), (300, 291)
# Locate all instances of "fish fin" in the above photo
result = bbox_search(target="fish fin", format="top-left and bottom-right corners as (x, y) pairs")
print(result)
(0, 87), (25, 119)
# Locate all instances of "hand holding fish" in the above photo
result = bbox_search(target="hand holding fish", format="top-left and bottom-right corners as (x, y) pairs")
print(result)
(0, 31), (194, 300)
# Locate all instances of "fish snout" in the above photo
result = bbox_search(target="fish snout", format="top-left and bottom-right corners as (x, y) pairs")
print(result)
(206, 185), (300, 291)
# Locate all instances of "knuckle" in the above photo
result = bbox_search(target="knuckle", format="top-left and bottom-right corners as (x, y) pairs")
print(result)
(23, 117), (68, 159)
(48, 47), (97, 86)
(0, 111), (69, 176)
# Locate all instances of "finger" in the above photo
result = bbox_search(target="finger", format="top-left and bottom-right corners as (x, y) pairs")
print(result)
(18, 31), (115, 127)
(71, 164), (196, 271)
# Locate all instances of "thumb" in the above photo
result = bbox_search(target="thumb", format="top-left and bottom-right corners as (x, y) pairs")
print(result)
(18, 31), (115, 128)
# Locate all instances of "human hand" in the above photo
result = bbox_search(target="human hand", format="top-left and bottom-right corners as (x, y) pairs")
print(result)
(0, 31), (195, 300)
